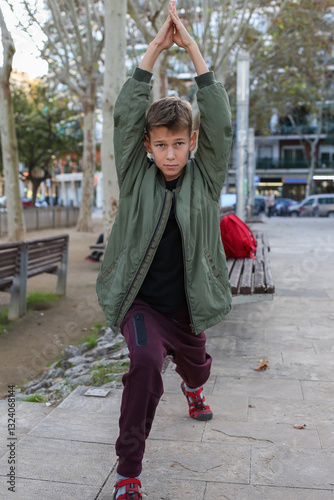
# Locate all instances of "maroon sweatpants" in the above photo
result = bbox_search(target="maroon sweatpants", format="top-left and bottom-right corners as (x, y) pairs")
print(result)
(115, 298), (212, 477)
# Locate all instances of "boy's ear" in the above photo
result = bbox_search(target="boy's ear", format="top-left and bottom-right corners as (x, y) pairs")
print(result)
(189, 131), (197, 152)
(145, 134), (152, 154)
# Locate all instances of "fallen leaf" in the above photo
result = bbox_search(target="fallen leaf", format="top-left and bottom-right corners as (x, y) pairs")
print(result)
(294, 424), (306, 429)
(248, 404), (256, 408)
(82, 327), (88, 331)
(254, 359), (269, 371)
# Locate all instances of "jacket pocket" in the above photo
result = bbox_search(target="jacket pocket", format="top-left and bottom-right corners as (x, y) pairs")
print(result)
(204, 248), (229, 294)
(97, 247), (123, 285)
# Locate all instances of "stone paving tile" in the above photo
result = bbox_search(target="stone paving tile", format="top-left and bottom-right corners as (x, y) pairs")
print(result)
(301, 380), (334, 400)
(203, 419), (321, 449)
(149, 415), (206, 442)
(27, 407), (118, 444)
(142, 440), (250, 484)
(0, 402), (53, 461)
(58, 385), (122, 412)
(251, 446), (334, 490)
(204, 482), (334, 499)
(282, 351), (334, 366)
(247, 397), (334, 425)
(316, 424), (334, 450)
(0, 477), (100, 500)
(209, 355), (288, 379)
(312, 339), (334, 353)
(213, 375), (303, 400)
(0, 435), (116, 484)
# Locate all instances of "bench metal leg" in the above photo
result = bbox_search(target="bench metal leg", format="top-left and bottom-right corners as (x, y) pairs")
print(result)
(8, 244), (28, 320)
(56, 238), (69, 295)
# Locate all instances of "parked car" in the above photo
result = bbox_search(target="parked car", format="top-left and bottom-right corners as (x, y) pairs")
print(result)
(0, 196), (49, 209)
(253, 195), (266, 215)
(274, 198), (298, 216)
(220, 194), (267, 216)
(288, 194), (334, 218)
(35, 198), (49, 208)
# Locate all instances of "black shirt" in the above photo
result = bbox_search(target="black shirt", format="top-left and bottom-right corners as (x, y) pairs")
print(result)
(137, 177), (188, 314)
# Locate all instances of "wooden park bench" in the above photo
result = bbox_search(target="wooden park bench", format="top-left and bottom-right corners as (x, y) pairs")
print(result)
(0, 234), (69, 320)
(228, 232), (275, 304)
(89, 243), (105, 252)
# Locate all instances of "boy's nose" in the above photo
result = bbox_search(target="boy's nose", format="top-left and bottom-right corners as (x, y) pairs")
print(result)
(166, 147), (175, 159)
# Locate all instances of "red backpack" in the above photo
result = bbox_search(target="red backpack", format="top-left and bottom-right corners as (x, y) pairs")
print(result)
(220, 214), (257, 259)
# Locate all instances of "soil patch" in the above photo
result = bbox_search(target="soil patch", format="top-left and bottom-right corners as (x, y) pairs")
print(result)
(0, 216), (106, 398)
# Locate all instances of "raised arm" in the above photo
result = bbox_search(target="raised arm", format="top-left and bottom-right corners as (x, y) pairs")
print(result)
(115, 10), (175, 191)
(169, 1), (209, 76)
(139, 10), (174, 72)
(169, 1), (232, 199)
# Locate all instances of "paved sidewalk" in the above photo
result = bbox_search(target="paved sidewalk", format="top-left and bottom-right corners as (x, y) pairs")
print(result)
(0, 217), (334, 499)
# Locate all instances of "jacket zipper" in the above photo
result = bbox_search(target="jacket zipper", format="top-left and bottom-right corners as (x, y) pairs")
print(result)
(173, 191), (196, 333)
(114, 191), (171, 329)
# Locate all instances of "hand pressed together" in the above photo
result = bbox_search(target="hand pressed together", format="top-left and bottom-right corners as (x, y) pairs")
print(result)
(139, 0), (209, 75)
(168, 0), (195, 50)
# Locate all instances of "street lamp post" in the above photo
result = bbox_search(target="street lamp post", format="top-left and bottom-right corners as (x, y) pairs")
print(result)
(236, 52), (250, 221)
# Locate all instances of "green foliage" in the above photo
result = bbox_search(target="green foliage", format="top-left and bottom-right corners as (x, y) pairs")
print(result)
(27, 291), (61, 311)
(21, 394), (48, 403)
(80, 332), (99, 350)
(0, 309), (10, 335)
(90, 360), (130, 387)
(0, 78), (83, 190)
(74, 322), (106, 349)
(91, 322), (105, 335)
(249, 0), (334, 134)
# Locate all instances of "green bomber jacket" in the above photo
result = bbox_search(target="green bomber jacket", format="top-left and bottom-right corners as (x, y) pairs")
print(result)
(96, 67), (233, 335)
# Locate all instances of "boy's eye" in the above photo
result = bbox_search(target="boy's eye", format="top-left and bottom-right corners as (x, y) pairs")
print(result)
(157, 144), (165, 148)
(176, 142), (184, 146)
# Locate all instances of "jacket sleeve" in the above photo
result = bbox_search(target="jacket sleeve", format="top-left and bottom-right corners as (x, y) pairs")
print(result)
(194, 71), (233, 201)
(113, 67), (153, 191)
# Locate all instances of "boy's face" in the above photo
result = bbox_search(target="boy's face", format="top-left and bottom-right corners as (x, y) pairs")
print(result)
(145, 127), (196, 182)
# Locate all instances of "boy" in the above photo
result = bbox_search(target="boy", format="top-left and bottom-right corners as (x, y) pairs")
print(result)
(96, 2), (232, 498)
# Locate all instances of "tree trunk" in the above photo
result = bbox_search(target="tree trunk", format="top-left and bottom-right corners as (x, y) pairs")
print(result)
(101, 0), (126, 242)
(0, 8), (25, 241)
(306, 139), (318, 198)
(76, 98), (96, 232)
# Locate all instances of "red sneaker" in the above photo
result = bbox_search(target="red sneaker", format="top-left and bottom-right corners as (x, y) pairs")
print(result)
(113, 478), (142, 500)
(181, 381), (213, 421)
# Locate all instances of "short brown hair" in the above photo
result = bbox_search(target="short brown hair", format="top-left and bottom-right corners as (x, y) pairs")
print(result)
(145, 96), (193, 137)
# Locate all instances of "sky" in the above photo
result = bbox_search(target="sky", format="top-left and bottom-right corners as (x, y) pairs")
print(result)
(0, 0), (48, 79)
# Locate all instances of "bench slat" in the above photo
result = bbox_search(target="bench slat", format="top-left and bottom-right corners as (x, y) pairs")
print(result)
(263, 246), (275, 293)
(240, 258), (253, 295)
(254, 259), (266, 293)
(28, 242), (66, 256)
(229, 259), (244, 294)
(28, 249), (64, 263)
(0, 248), (20, 265)
(90, 243), (105, 250)
(28, 254), (64, 270)
(0, 277), (14, 290)
(28, 265), (58, 278)
(0, 267), (16, 280)
(226, 258), (235, 275)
